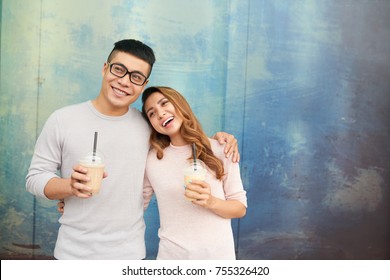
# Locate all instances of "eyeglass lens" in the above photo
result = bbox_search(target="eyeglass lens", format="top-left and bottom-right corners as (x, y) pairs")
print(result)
(109, 63), (146, 86)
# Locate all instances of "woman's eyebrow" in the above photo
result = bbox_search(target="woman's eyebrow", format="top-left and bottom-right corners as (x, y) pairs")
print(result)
(145, 97), (166, 114)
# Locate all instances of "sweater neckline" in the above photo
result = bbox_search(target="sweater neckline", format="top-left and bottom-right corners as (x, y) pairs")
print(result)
(86, 101), (133, 120)
(169, 143), (190, 150)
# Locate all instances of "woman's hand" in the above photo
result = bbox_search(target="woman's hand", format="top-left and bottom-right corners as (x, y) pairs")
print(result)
(184, 180), (216, 209)
(57, 199), (65, 214)
(185, 180), (246, 219)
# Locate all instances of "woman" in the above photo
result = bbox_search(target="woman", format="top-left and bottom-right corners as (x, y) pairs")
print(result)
(142, 86), (247, 260)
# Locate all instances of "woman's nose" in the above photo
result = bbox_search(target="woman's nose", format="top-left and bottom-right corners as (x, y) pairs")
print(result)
(157, 109), (166, 119)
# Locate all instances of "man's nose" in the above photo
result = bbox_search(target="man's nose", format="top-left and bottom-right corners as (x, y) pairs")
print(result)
(118, 73), (131, 86)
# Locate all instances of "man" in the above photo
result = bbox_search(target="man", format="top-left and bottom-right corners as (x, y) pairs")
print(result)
(26, 39), (239, 259)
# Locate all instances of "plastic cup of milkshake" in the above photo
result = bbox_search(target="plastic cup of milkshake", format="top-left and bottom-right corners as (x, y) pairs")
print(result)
(79, 152), (105, 195)
(183, 159), (206, 201)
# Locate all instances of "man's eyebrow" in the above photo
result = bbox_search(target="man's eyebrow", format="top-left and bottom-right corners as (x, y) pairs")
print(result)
(111, 62), (147, 76)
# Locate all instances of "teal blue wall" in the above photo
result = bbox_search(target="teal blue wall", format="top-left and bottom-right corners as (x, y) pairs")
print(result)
(1, 0), (389, 259)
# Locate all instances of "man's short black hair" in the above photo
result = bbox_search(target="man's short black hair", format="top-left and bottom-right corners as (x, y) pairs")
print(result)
(107, 39), (156, 78)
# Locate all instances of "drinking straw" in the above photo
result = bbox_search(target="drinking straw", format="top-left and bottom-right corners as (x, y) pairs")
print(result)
(92, 132), (98, 162)
(192, 143), (197, 171)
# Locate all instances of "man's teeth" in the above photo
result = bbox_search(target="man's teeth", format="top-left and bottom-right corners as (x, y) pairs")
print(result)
(113, 88), (128, 96)
(163, 117), (174, 127)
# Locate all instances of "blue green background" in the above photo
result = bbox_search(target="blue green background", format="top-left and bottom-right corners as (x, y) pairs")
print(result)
(1, 0), (389, 259)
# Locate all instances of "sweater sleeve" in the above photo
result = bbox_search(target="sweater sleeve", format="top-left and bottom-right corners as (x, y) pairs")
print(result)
(223, 156), (247, 208)
(25, 111), (62, 199)
(210, 139), (247, 208)
(143, 172), (155, 211)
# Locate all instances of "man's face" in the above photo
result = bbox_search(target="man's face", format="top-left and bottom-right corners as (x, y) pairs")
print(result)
(99, 51), (150, 115)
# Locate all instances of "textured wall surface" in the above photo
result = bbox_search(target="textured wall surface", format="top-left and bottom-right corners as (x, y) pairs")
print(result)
(1, 0), (389, 260)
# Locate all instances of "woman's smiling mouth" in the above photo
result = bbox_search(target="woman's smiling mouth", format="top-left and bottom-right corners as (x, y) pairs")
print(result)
(162, 117), (174, 127)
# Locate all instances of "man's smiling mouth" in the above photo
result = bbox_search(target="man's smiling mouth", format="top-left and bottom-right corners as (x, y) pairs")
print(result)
(113, 87), (130, 96)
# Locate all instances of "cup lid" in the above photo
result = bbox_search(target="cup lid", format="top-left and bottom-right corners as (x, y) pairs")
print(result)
(81, 152), (104, 164)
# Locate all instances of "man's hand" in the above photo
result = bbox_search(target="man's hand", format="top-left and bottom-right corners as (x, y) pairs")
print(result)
(70, 165), (108, 198)
(70, 165), (93, 198)
(212, 132), (240, 162)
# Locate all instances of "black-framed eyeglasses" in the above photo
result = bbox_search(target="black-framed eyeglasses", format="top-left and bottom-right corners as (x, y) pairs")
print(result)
(107, 62), (148, 86)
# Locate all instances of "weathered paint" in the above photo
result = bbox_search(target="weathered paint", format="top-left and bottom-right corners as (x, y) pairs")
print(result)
(1, 0), (389, 259)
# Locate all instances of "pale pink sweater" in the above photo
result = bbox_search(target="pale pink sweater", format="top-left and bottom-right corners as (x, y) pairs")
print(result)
(143, 139), (247, 260)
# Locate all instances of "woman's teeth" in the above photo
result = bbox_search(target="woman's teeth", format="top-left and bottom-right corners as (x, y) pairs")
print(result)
(163, 117), (174, 127)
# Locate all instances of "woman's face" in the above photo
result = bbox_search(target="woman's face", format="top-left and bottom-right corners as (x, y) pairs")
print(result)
(144, 91), (185, 145)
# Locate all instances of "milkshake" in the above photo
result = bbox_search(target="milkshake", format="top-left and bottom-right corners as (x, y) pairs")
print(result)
(79, 152), (105, 195)
(184, 159), (206, 201)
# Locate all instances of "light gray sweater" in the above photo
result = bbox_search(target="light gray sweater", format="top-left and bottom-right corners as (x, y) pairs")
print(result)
(26, 101), (151, 259)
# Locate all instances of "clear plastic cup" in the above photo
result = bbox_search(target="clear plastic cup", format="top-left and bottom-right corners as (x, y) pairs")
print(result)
(79, 152), (105, 195)
(183, 159), (206, 201)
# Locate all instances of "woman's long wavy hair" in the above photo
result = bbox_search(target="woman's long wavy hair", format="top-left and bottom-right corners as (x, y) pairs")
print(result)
(142, 86), (224, 180)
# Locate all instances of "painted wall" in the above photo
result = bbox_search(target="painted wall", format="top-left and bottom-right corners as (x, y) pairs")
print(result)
(1, 0), (389, 259)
